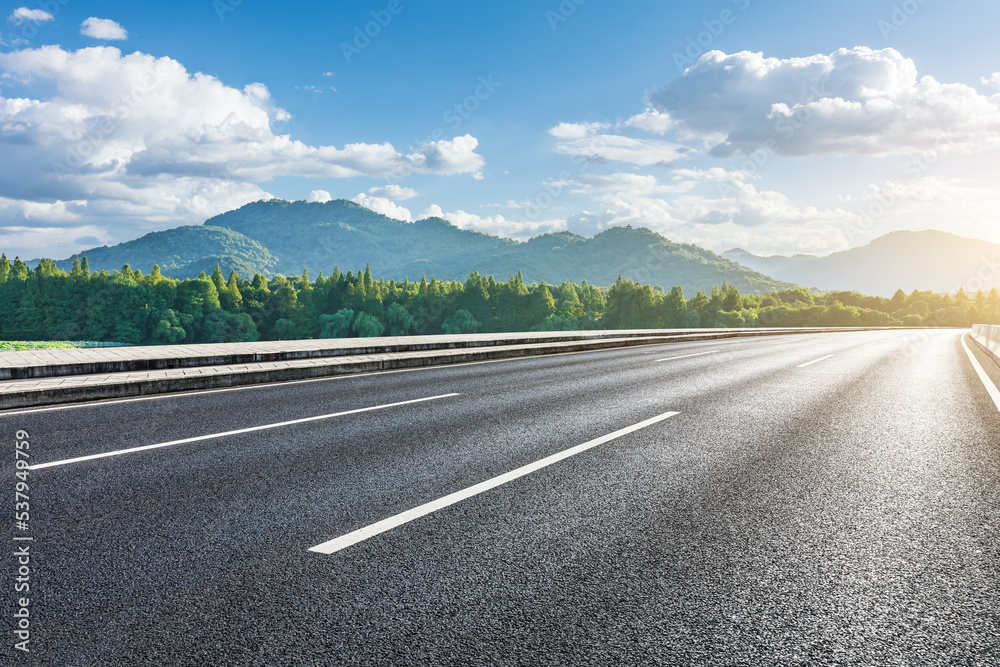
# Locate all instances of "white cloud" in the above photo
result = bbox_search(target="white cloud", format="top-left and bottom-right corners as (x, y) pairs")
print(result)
(550, 169), (858, 253)
(552, 172), (685, 196)
(352, 193), (413, 221)
(623, 108), (676, 135)
(307, 190), (332, 203)
(80, 17), (129, 41)
(412, 134), (485, 179)
(553, 134), (690, 166)
(671, 167), (757, 183)
(0, 46), (485, 257)
(647, 47), (1000, 157)
(863, 176), (976, 204)
(8, 7), (54, 24)
(982, 73), (1000, 90)
(368, 184), (418, 200)
(419, 204), (565, 240)
(548, 121), (609, 139)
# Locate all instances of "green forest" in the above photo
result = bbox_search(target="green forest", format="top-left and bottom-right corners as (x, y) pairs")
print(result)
(2, 253), (998, 345)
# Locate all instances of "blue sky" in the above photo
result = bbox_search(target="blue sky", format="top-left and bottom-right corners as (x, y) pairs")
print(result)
(2, 0), (1000, 261)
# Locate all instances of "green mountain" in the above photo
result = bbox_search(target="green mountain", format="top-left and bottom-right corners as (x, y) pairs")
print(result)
(55, 198), (795, 294)
(471, 226), (790, 294)
(54, 225), (280, 278)
(203, 199), (517, 279)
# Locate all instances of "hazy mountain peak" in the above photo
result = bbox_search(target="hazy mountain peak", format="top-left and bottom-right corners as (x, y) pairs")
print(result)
(725, 229), (1000, 296)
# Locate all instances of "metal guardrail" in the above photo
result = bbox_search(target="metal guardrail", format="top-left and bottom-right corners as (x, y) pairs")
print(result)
(971, 324), (1000, 366)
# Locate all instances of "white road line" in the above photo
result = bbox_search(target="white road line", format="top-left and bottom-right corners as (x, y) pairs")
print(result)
(309, 410), (681, 555)
(27, 393), (459, 471)
(797, 354), (834, 368)
(655, 351), (719, 362)
(961, 334), (1000, 411)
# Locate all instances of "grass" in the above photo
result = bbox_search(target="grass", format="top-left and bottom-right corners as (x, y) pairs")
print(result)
(0, 341), (130, 352)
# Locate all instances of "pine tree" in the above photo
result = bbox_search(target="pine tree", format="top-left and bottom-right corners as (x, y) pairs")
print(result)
(0, 254), (11, 284)
(210, 264), (226, 293)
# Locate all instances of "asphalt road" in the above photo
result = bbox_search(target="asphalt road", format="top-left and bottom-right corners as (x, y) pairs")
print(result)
(4, 329), (1000, 665)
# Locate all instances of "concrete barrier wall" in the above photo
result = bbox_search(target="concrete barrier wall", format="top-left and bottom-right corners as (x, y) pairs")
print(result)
(0, 327), (918, 409)
(971, 324), (1000, 366)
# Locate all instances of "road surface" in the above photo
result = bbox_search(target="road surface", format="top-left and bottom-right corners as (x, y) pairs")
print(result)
(5, 329), (1000, 664)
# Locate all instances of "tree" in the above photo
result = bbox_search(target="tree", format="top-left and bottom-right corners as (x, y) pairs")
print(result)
(556, 282), (585, 318)
(210, 263), (226, 293)
(531, 313), (579, 331)
(219, 271), (243, 312)
(722, 285), (741, 311)
(660, 286), (687, 328)
(442, 309), (480, 334)
(200, 310), (259, 343)
(524, 284), (557, 328)
(274, 318), (297, 340)
(151, 309), (188, 344)
(385, 302), (416, 336)
(352, 311), (385, 337)
(320, 309), (355, 338)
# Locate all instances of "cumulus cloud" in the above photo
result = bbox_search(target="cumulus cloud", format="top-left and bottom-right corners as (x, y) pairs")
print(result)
(8, 7), (54, 24)
(368, 184), (418, 200)
(647, 47), (1000, 157)
(623, 108), (675, 135)
(80, 17), (128, 40)
(413, 134), (485, 179)
(0, 46), (485, 257)
(352, 193), (413, 221)
(419, 204), (565, 240)
(307, 190), (332, 203)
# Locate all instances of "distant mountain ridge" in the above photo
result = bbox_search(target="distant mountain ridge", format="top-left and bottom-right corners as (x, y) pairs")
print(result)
(724, 230), (1000, 296)
(51, 199), (794, 295)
